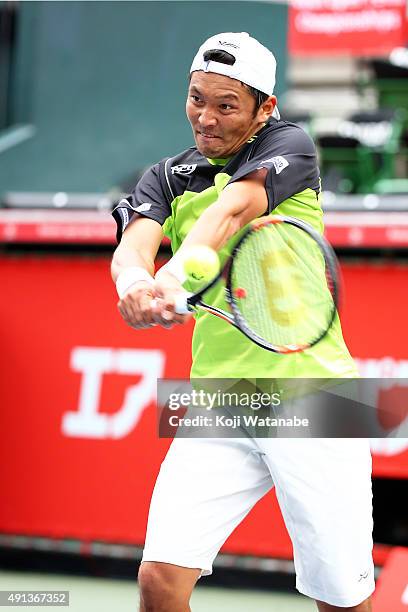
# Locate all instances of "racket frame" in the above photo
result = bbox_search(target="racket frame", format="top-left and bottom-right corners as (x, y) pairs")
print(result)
(183, 215), (340, 354)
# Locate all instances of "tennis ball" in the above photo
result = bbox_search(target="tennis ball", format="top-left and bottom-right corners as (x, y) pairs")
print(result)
(183, 245), (220, 282)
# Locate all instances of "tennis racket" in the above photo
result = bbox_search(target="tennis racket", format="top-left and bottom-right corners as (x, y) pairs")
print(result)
(174, 215), (340, 354)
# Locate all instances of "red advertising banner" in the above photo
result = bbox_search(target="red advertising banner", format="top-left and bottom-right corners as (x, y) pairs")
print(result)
(373, 547), (408, 610)
(289, 0), (408, 56)
(0, 256), (407, 556)
(3, 210), (408, 249)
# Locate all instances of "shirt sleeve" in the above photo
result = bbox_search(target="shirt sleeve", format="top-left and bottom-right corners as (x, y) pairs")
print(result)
(112, 160), (172, 243)
(228, 124), (320, 213)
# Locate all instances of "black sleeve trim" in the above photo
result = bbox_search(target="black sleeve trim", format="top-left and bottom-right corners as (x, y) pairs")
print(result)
(112, 160), (173, 243)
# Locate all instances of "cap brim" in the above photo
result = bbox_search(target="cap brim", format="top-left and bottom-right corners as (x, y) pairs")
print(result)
(272, 105), (280, 120)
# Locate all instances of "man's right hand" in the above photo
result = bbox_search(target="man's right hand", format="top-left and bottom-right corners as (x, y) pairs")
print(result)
(117, 278), (190, 329)
(117, 280), (158, 329)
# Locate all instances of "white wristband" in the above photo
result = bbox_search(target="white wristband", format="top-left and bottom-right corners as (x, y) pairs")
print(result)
(116, 266), (154, 299)
(156, 252), (187, 285)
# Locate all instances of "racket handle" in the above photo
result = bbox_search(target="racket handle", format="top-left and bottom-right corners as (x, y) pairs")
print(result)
(174, 292), (193, 314)
(151, 295), (193, 314)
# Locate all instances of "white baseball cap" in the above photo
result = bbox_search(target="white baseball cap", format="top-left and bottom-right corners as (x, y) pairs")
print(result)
(190, 31), (278, 99)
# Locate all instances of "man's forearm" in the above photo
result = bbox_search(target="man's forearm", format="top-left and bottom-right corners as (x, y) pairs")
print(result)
(111, 217), (164, 283)
(155, 176), (267, 287)
(111, 243), (155, 282)
(154, 202), (240, 285)
(175, 174), (268, 256)
(180, 205), (241, 253)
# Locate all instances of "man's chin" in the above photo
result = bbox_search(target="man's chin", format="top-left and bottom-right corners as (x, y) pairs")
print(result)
(196, 143), (227, 158)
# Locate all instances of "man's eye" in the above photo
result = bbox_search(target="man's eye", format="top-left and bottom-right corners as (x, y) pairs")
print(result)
(220, 104), (233, 111)
(191, 95), (202, 103)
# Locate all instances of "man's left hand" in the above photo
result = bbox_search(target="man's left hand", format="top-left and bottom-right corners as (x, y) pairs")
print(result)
(153, 270), (191, 327)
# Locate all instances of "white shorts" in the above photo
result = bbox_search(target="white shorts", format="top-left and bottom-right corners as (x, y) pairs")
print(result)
(142, 437), (375, 608)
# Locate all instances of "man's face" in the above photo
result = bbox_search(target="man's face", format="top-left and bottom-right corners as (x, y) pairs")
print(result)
(186, 71), (275, 158)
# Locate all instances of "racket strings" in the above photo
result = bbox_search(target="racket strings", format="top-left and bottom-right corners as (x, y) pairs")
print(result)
(236, 228), (305, 346)
(230, 223), (336, 348)
(241, 237), (297, 346)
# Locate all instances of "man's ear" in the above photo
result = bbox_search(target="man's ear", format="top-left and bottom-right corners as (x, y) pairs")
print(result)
(259, 95), (277, 120)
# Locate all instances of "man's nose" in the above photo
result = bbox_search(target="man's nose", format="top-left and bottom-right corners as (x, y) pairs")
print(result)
(198, 108), (217, 129)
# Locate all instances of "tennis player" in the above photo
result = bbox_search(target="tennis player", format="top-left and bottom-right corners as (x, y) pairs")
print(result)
(111, 33), (374, 611)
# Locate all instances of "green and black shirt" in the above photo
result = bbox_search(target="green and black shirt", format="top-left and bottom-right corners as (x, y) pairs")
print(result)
(113, 118), (357, 378)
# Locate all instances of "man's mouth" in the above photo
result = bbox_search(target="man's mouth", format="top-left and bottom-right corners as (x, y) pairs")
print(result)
(197, 131), (221, 140)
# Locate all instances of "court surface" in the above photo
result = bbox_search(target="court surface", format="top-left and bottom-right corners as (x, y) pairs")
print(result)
(0, 570), (315, 611)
